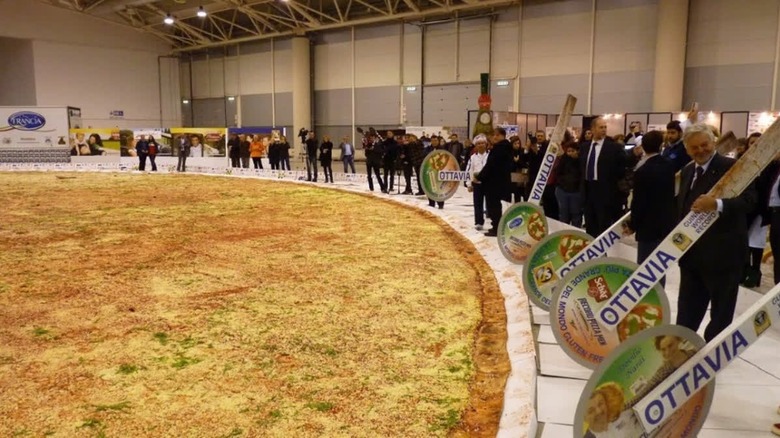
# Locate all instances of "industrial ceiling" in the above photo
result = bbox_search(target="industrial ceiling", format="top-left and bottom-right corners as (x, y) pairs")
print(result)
(40, 0), (520, 51)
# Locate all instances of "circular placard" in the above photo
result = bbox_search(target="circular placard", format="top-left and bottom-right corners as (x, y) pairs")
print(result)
(573, 325), (713, 438)
(496, 202), (548, 265)
(550, 257), (671, 369)
(523, 229), (593, 311)
(420, 149), (461, 202)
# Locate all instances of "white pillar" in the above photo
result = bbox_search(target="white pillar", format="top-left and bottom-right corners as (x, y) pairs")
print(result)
(653, 0), (689, 112)
(291, 37), (311, 160)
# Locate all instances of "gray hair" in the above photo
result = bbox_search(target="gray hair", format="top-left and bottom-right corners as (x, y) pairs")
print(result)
(683, 122), (715, 145)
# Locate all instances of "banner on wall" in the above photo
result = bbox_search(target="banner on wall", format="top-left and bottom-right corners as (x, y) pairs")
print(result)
(0, 106), (72, 149)
(69, 128), (172, 157)
(499, 124), (520, 139)
(171, 128), (227, 158)
(404, 126), (453, 140)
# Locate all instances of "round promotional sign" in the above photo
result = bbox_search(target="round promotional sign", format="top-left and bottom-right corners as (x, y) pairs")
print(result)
(497, 202), (548, 265)
(420, 149), (461, 202)
(573, 325), (713, 438)
(523, 230), (593, 311)
(550, 257), (670, 369)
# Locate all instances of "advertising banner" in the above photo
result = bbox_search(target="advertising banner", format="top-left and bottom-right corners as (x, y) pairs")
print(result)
(0, 107), (70, 148)
(632, 283), (780, 433)
(574, 325), (713, 438)
(420, 149), (464, 202)
(497, 203), (547, 265)
(171, 128), (227, 158)
(551, 257), (670, 368)
(523, 230), (592, 310)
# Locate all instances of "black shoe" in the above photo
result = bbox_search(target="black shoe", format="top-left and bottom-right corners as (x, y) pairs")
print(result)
(415, 191), (424, 196)
(402, 190), (413, 194)
(437, 205), (443, 209)
(484, 229), (498, 237)
(381, 189), (388, 194)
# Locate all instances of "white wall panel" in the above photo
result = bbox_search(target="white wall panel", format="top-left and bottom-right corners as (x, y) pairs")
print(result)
(0, 0), (169, 53)
(238, 52), (273, 95)
(491, 20), (520, 79)
(355, 30), (401, 87)
(457, 18), (491, 82)
(424, 22), (456, 84)
(593, 5), (657, 73)
(180, 60), (191, 99)
(687, 0), (777, 68)
(274, 48), (292, 93)
(208, 58), (225, 98)
(315, 41), (351, 90)
(520, 13), (591, 77)
(192, 59), (210, 99)
(33, 41), (176, 127)
(403, 24), (422, 85)
(224, 57), (239, 96)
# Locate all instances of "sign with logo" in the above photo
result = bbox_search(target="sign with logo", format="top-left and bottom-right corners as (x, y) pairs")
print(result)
(497, 203), (547, 265)
(0, 107), (70, 149)
(523, 230), (592, 310)
(632, 283), (780, 433)
(0, 107), (72, 163)
(420, 149), (463, 202)
(556, 212), (629, 279)
(550, 257), (670, 368)
(574, 325), (713, 438)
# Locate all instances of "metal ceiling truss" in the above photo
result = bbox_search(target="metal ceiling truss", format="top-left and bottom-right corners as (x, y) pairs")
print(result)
(38, 0), (519, 52)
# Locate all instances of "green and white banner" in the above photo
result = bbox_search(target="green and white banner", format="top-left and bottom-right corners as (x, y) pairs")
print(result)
(524, 230), (592, 310)
(551, 257), (670, 368)
(574, 325), (713, 438)
(632, 284), (780, 434)
(420, 149), (466, 202)
(497, 203), (548, 265)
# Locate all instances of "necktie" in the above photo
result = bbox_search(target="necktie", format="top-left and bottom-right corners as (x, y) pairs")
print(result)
(691, 166), (704, 190)
(586, 141), (598, 181)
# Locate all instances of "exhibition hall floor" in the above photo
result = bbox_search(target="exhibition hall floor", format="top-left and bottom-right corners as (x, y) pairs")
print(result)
(321, 177), (780, 438)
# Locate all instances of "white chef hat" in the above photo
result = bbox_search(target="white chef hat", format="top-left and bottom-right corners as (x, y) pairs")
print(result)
(473, 133), (488, 144)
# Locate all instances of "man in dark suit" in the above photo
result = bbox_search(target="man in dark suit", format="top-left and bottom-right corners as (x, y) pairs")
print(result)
(676, 123), (755, 342)
(477, 127), (513, 237)
(581, 117), (628, 237)
(624, 130), (676, 286)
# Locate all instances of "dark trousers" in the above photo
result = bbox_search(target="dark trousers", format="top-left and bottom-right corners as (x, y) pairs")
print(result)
(252, 157), (263, 169)
(414, 163), (423, 193)
(428, 198), (444, 208)
(367, 163), (385, 191)
(584, 182), (620, 237)
(677, 266), (741, 342)
(148, 155), (157, 172)
(241, 156), (250, 168)
(402, 164), (413, 193)
(306, 156), (318, 181)
(473, 184), (486, 226)
(556, 187), (582, 227)
(542, 185), (559, 220)
(138, 153), (147, 171)
(281, 156), (290, 170)
(343, 156), (355, 173)
(383, 165), (395, 190)
(322, 162), (333, 182)
(486, 193), (503, 231)
(771, 208), (780, 283)
(177, 155), (187, 172)
(231, 157), (240, 168)
(637, 238), (665, 288)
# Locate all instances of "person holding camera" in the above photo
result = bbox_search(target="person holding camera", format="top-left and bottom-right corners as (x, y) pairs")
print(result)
(364, 131), (386, 192)
(305, 131), (319, 182)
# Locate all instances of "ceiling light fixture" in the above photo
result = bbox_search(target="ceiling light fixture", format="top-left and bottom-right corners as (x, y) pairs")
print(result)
(164, 14), (174, 25)
(197, 6), (207, 18)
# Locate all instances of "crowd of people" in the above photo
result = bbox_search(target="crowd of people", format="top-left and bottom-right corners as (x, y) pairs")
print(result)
(299, 116), (772, 354)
